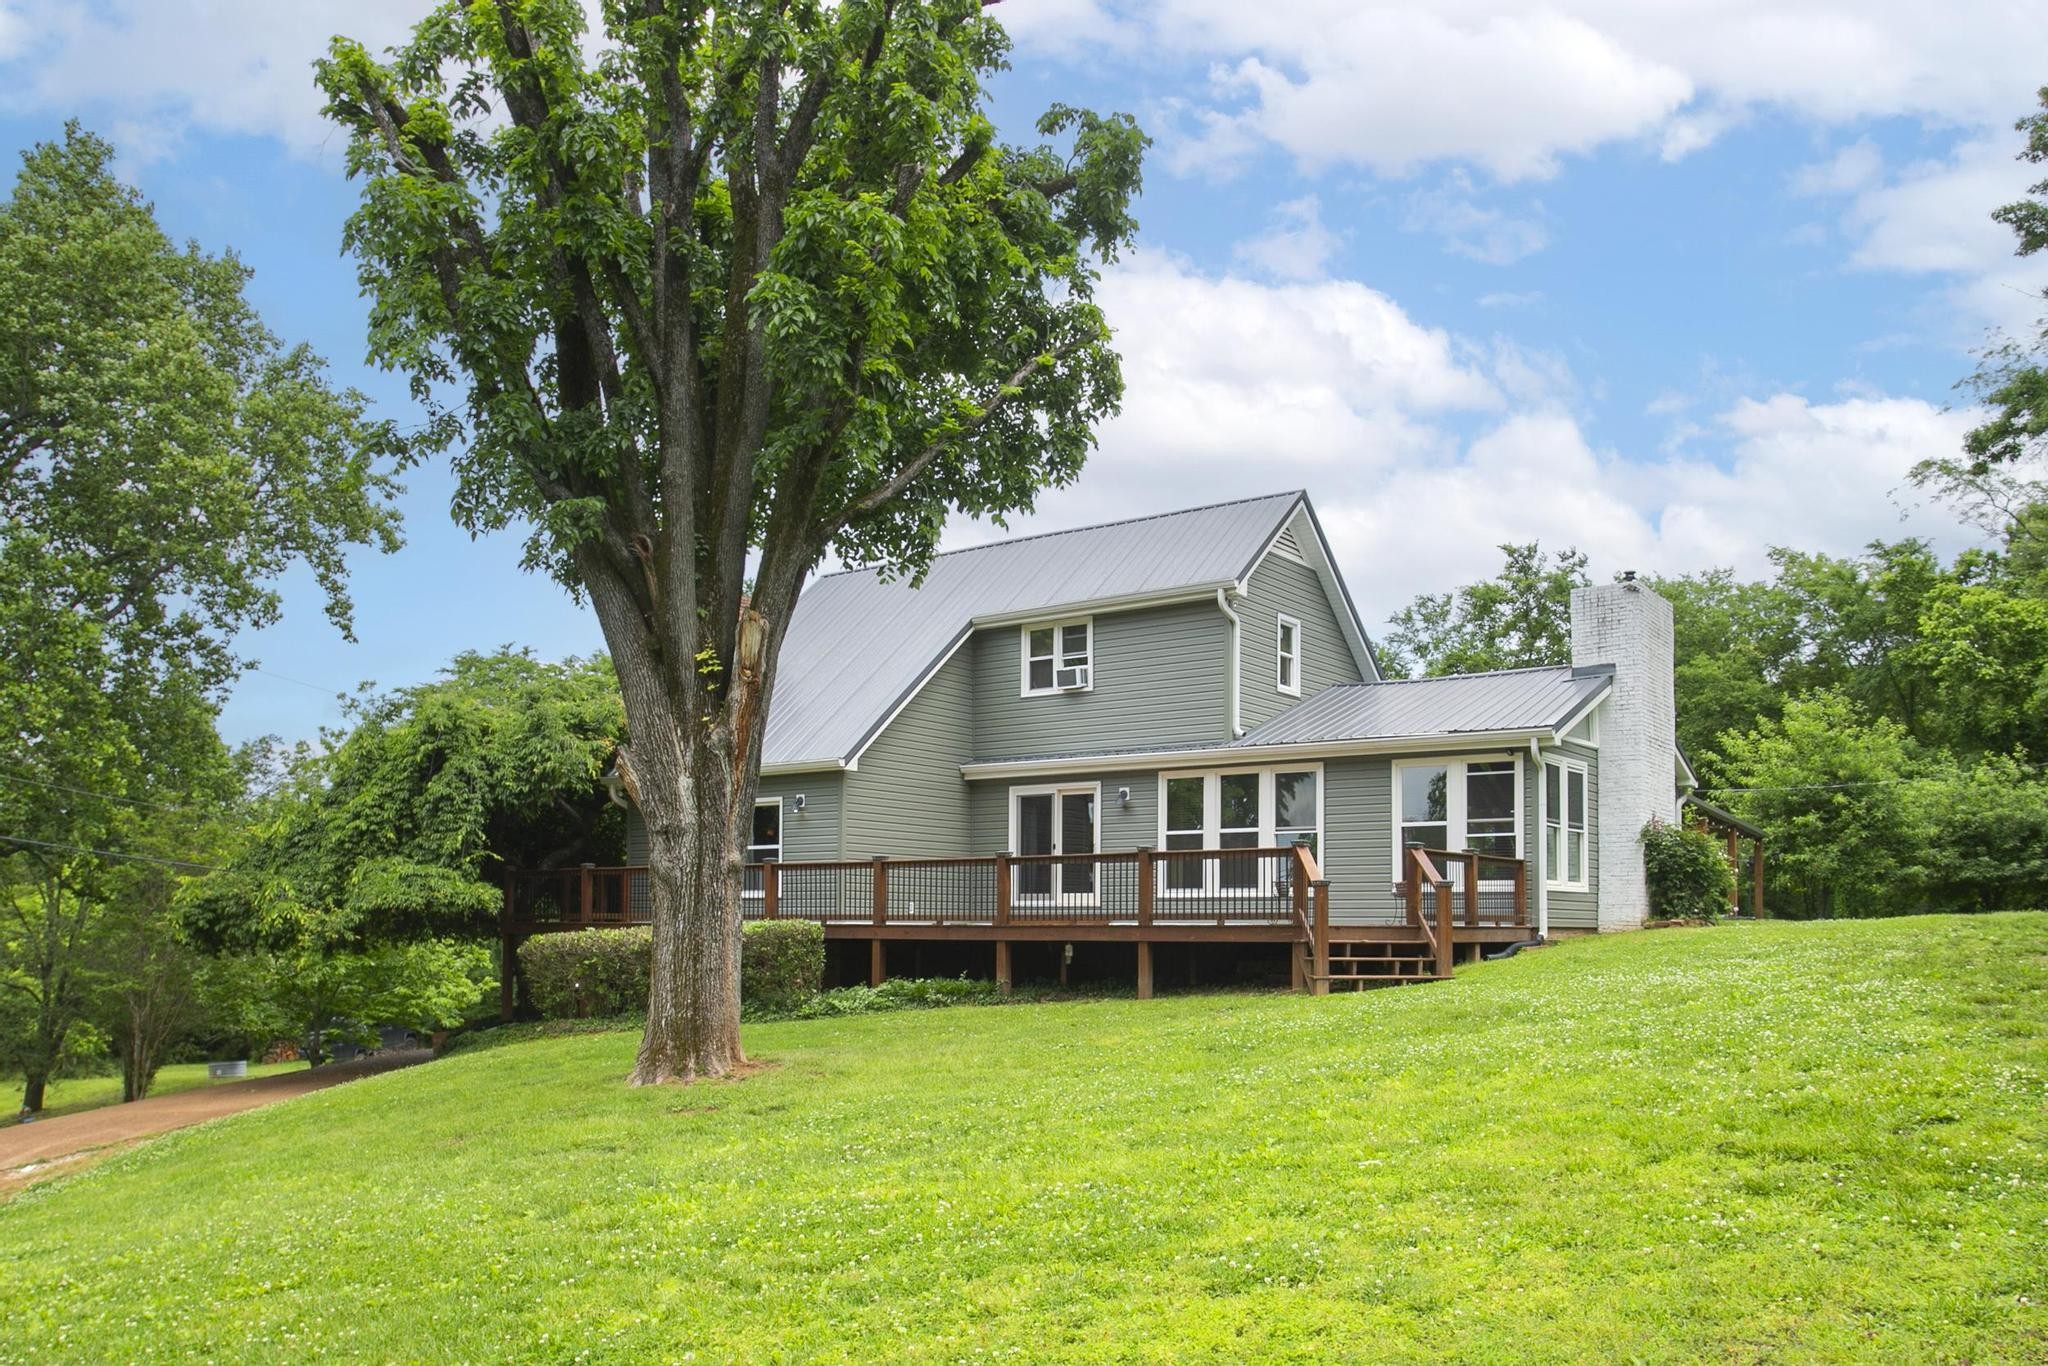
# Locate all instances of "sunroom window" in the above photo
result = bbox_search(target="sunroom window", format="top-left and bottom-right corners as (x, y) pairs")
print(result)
(1157, 767), (1324, 894)
(1022, 620), (1092, 695)
(1545, 759), (1588, 891)
(1394, 757), (1524, 867)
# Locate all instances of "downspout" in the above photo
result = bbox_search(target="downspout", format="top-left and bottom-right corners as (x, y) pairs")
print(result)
(1216, 587), (1243, 737)
(1528, 736), (1549, 939)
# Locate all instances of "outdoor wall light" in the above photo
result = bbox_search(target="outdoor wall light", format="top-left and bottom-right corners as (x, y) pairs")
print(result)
(1117, 786), (1131, 807)
(792, 794), (806, 813)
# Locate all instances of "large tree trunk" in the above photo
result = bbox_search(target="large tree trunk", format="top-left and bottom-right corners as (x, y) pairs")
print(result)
(629, 761), (749, 1084)
(618, 619), (774, 1086)
(19, 1073), (46, 1115)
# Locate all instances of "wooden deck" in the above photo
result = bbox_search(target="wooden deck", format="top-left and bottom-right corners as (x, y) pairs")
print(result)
(501, 844), (1533, 1010)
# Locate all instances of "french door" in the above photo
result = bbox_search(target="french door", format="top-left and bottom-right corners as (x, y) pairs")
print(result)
(1012, 785), (1099, 901)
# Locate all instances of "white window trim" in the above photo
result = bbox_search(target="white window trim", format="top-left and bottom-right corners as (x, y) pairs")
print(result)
(1019, 618), (1094, 697)
(1155, 764), (1325, 897)
(1276, 613), (1302, 697)
(1008, 782), (1101, 903)
(1543, 756), (1590, 893)
(742, 796), (781, 898)
(1389, 754), (1525, 876)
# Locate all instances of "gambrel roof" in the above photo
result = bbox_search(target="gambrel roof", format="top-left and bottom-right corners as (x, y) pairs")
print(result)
(763, 491), (1377, 771)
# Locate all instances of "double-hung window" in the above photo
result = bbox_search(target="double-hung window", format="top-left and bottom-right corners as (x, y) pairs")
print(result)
(1544, 758), (1589, 891)
(1157, 767), (1322, 894)
(1022, 620), (1092, 695)
(1276, 614), (1302, 696)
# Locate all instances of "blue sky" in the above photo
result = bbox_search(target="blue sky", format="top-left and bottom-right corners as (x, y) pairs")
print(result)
(2, 1), (2044, 745)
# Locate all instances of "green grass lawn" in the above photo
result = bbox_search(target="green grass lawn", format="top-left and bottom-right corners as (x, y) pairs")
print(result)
(2, 916), (2045, 1363)
(4, 1060), (303, 1125)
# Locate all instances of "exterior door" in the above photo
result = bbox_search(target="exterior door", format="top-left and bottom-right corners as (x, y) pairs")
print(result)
(1012, 786), (1098, 901)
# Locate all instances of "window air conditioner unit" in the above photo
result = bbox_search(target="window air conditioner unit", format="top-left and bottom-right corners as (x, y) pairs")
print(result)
(1054, 664), (1091, 691)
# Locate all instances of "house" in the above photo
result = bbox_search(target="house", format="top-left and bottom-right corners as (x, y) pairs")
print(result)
(510, 491), (1691, 1000)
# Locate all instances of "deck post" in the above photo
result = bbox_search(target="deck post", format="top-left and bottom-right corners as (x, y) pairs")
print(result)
(578, 862), (594, 926)
(1462, 853), (1480, 928)
(1136, 941), (1153, 1000)
(762, 859), (779, 920)
(1312, 879), (1331, 996)
(499, 868), (516, 1022)
(1434, 880), (1455, 979)
(1512, 859), (1529, 928)
(1750, 840), (1766, 918)
(994, 852), (1012, 927)
(1725, 829), (1741, 914)
(995, 939), (1012, 996)
(1137, 847), (1155, 930)
(870, 940), (885, 987)
(872, 855), (887, 926)
(1403, 842), (1423, 926)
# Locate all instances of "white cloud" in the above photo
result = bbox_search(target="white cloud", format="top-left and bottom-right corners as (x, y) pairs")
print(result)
(943, 257), (1986, 622)
(1402, 175), (1549, 264)
(1792, 139), (1884, 197)
(1824, 136), (2048, 335)
(1051, 1), (2048, 182)
(1231, 195), (1341, 281)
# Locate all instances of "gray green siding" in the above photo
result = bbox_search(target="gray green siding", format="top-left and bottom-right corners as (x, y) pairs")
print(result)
(624, 772), (844, 865)
(841, 647), (974, 858)
(969, 601), (1231, 760)
(1239, 540), (1367, 730)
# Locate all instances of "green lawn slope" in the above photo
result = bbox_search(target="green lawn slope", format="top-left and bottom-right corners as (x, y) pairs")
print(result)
(2, 916), (2044, 1363)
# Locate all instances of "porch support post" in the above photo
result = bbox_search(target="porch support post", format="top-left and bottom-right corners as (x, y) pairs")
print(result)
(1513, 860), (1529, 929)
(1403, 843), (1423, 927)
(762, 859), (779, 920)
(1463, 854), (1480, 928)
(1312, 879), (1331, 996)
(869, 940), (885, 987)
(1751, 840), (1766, 919)
(1136, 941), (1153, 1000)
(579, 862), (594, 926)
(995, 940), (1012, 996)
(1136, 847), (1155, 931)
(1434, 880), (1455, 979)
(1725, 829), (1741, 914)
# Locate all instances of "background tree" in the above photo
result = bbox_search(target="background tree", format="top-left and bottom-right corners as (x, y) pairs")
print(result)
(1382, 542), (1589, 677)
(317, 0), (1146, 1082)
(186, 651), (627, 954)
(1959, 86), (2048, 472)
(0, 125), (405, 1111)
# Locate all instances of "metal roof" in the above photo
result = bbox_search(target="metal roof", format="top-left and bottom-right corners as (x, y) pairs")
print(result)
(764, 492), (1309, 768)
(1233, 664), (1613, 748)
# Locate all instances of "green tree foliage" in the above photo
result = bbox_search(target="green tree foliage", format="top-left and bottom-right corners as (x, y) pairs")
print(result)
(1382, 542), (1589, 677)
(267, 940), (490, 1067)
(1716, 694), (1929, 918)
(316, 0), (1147, 1082)
(1960, 86), (2048, 471)
(0, 126), (406, 1111)
(190, 651), (626, 953)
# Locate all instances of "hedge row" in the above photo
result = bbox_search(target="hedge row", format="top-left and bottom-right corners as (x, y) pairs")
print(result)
(516, 921), (825, 1019)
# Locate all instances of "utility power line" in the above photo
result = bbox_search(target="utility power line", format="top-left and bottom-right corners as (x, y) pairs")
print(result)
(0, 833), (224, 872)
(0, 768), (209, 815)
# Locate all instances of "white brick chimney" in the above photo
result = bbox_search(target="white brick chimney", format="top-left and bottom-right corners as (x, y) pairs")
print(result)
(1570, 579), (1679, 931)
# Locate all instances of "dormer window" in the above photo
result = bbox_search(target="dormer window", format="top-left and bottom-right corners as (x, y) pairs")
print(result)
(1022, 619), (1092, 696)
(1276, 613), (1301, 696)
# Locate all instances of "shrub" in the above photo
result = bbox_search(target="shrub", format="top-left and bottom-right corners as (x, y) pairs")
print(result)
(518, 928), (652, 1019)
(741, 921), (825, 1010)
(1639, 819), (1735, 921)
(767, 975), (1005, 1021)
(516, 921), (825, 1019)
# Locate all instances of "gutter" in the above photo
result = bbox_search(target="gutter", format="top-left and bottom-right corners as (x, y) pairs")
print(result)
(960, 730), (1554, 781)
(1216, 587), (1243, 738)
(1529, 735), (1549, 939)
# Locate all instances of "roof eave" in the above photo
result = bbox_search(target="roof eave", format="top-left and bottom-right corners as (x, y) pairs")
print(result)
(960, 728), (1556, 781)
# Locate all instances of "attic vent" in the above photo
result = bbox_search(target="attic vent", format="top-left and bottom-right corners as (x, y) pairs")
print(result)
(1271, 523), (1307, 564)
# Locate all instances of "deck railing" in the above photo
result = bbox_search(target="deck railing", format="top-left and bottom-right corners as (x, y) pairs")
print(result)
(506, 846), (1329, 935)
(1397, 844), (1530, 977)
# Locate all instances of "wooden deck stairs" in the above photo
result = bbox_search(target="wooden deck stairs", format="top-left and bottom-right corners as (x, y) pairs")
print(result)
(1324, 935), (1443, 990)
